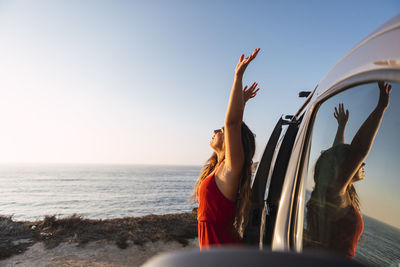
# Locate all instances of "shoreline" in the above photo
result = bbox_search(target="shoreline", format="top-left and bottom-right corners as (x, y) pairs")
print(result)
(0, 212), (198, 266)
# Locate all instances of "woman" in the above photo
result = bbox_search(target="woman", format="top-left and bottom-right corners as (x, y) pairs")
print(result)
(304, 82), (391, 259)
(192, 48), (260, 249)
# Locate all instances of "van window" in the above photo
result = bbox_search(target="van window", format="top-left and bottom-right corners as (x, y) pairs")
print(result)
(300, 81), (400, 266)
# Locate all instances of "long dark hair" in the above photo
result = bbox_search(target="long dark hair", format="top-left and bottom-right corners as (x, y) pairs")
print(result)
(191, 122), (255, 237)
(305, 144), (360, 248)
(310, 144), (360, 211)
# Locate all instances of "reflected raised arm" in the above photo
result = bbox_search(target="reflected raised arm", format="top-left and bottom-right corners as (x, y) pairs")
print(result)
(338, 82), (391, 192)
(333, 103), (349, 146)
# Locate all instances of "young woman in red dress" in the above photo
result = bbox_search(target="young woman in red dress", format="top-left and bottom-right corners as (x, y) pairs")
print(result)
(192, 48), (261, 249)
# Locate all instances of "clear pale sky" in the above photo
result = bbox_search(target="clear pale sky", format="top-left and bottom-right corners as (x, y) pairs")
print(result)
(0, 0), (399, 165)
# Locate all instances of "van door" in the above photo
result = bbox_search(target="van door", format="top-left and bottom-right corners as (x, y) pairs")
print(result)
(244, 117), (300, 247)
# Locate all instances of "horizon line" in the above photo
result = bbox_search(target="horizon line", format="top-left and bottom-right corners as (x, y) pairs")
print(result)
(0, 161), (203, 167)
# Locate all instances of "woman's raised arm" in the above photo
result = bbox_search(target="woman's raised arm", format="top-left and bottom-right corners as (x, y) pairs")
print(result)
(224, 48), (260, 174)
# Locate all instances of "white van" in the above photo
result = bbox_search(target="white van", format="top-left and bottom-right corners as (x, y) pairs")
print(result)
(144, 14), (400, 267)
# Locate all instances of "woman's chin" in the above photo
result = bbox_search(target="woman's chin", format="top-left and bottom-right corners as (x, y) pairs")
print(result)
(209, 143), (216, 151)
(353, 176), (365, 183)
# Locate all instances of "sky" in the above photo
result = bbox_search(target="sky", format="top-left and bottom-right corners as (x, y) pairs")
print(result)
(0, 0), (399, 166)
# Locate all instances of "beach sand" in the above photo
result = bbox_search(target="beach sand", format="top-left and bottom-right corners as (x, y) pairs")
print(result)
(0, 212), (198, 266)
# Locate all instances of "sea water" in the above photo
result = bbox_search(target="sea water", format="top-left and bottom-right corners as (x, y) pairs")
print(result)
(301, 190), (399, 266)
(355, 216), (400, 267)
(0, 164), (200, 221)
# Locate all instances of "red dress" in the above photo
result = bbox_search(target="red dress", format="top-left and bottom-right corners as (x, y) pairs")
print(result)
(328, 205), (364, 259)
(197, 173), (242, 249)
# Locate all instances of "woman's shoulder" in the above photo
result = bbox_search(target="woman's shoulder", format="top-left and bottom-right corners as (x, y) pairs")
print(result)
(321, 143), (352, 158)
(214, 164), (239, 202)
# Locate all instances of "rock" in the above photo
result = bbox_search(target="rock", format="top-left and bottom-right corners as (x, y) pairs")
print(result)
(40, 232), (53, 239)
(192, 208), (198, 215)
(12, 239), (32, 246)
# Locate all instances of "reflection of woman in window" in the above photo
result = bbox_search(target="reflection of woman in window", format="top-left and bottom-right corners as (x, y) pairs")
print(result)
(304, 82), (392, 259)
(191, 49), (260, 250)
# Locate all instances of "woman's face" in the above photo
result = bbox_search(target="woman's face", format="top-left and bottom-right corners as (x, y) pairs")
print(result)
(210, 127), (224, 152)
(352, 163), (366, 183)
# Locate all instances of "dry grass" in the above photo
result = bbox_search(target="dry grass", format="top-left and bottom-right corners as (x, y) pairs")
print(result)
(0, 215), (34, 259)
(0, 212), (197, 260)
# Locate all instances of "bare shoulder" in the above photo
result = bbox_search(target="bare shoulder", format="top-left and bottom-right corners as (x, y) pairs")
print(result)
(214, 163), (241, 201)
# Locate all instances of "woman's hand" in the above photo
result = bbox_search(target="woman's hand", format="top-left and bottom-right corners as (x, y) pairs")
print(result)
(235, 48), (260, 78)
(334, 103), (349, 127)
(332, 103), (348, 146)
(243, 82), (260, 104)
(378, 81), (392, 109)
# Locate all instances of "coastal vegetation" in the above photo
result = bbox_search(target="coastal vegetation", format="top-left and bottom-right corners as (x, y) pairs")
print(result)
(0, 211), (197, 260)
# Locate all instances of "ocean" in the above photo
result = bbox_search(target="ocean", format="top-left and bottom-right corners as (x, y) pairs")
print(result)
(0, 164), (201, 221)
(303, 190), (399, 266)
(355, 216), (400, 267)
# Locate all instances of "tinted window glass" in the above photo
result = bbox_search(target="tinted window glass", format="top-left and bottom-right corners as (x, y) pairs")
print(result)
(301, 81), (400, 266)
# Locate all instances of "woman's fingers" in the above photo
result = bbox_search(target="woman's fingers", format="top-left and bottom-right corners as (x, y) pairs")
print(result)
(243, 82), (260, 102)
(251, 48), (260, 58)
(244, 82), (258, 92)
(249, 87), (259, 95)
(378, 81), (385, 90)
(334, 103), (349, 124)
(250, 88), (259, 98)
(378, 81), (392, 95)
(249, 86), (260, 98)
(384, 83), (392, 93)
(252, 48), (260, 59)
(235, 48), (260, 76)
(245, 48), (260, 64)
(239, 54), (244, 63)
(335, 104), (347, 116)
(242, 48), (260, 64)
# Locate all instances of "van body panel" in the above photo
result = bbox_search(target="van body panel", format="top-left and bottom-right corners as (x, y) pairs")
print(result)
(271, 15), (400, 251)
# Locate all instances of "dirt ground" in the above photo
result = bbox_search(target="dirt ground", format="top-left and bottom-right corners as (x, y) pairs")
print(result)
(0, 212), (198, 266)
(0, 238), (199, 267)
